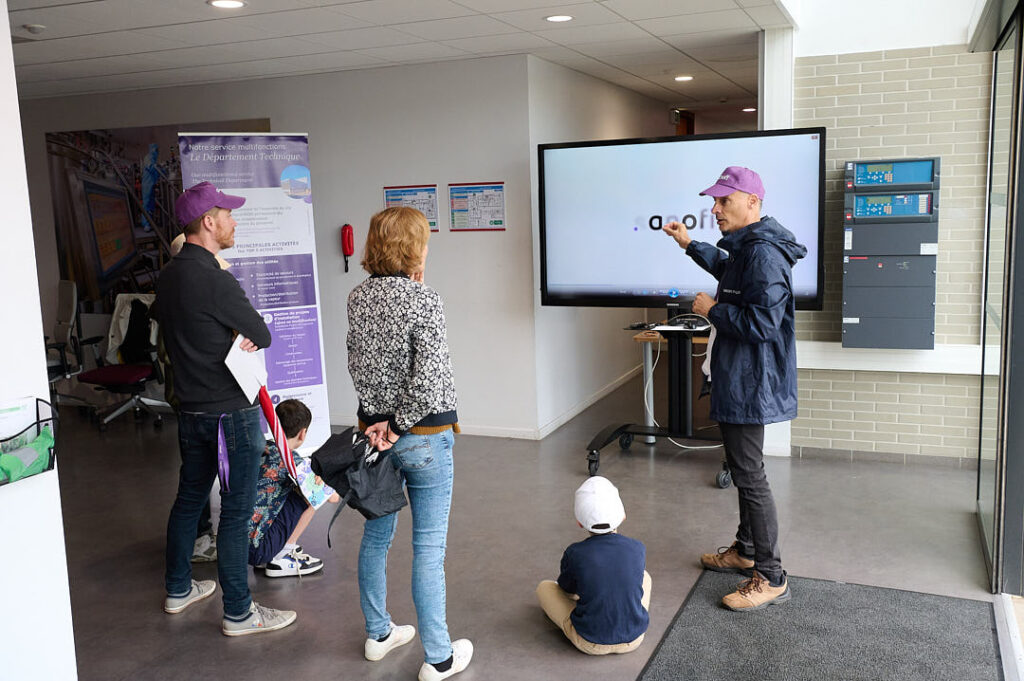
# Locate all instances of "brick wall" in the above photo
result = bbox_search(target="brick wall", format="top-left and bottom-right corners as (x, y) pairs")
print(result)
(791, 46), (992, 462)
(793, 369), (981, 467)
(794, 45), (992, 344)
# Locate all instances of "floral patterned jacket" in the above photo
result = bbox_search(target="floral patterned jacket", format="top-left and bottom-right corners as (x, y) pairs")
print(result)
(347, 274), (458, 435)
(248, 440), (301, 548)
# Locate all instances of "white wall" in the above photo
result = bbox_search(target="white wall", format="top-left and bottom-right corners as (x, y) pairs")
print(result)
(0, 0), (77, 674)
(527, 56), (674, 435)
(21, 56), (539, 436)
(794, 0), (978, 57)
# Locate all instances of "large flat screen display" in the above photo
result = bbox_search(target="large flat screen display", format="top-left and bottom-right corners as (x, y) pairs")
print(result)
(538, 128), (825, 310)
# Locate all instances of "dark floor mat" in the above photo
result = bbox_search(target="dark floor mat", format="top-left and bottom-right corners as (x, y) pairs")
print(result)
(638, 571), (1002, 681)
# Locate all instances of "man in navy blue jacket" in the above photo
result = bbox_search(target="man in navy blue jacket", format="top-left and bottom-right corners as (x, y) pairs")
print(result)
(663, 166), (806, 612)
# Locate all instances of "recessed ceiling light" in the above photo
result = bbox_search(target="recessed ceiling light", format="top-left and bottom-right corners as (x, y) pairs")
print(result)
(207, 0), (246, 8)
(545, 15), (573, 22)
(742, 107), (757, 112)
(674, 75), (693, 82)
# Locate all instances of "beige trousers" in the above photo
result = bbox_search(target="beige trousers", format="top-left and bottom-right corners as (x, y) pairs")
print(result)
(535, 571), (652, 655)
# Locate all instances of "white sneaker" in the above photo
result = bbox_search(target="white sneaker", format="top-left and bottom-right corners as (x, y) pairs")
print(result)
(164, 579), (216, 614)
(191, 532), (217, 563)
(221, 601), (297, 637)
(418, 639), (473, 681)
(364, 622), (416, 661)
(264, 547), (323, 578)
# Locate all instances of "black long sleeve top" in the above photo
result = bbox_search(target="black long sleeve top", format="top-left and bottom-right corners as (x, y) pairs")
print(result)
(154, 243), (271, 413)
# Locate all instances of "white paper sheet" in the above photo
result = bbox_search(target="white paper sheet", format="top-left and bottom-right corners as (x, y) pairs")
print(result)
(223, 335), (268, 403)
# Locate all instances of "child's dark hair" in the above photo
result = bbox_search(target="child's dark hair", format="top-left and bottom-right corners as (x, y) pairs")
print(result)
(276, 399), (312, 439)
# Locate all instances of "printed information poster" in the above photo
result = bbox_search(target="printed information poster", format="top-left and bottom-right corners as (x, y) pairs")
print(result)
(178, 133), (331, 453)
(448, 182), (506, 232)
(384, 184), (439, 231)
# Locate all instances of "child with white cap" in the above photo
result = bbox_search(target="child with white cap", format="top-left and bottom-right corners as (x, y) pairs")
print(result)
(536, 476), (651, 655)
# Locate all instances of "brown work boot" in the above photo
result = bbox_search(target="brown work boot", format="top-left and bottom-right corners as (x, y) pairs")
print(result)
(700, 543), (755, 574)
(721, 572), (791, 612)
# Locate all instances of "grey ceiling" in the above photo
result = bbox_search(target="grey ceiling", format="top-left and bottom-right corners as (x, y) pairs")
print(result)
(9, 0), (793, 105)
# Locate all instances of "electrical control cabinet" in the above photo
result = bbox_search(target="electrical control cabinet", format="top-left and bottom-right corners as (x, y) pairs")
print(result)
(842, 158), (939, 349)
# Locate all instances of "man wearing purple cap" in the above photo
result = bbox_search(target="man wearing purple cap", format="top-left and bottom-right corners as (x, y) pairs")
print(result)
(663, 166), (806, 612)
(155, 181), (296, 635)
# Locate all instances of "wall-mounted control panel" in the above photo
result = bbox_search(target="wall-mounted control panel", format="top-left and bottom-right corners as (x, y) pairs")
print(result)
(842, 158), (939, 349)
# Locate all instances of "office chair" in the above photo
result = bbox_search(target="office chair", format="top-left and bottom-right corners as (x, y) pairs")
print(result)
(77, 295), (166, 431)
(45, 280), (100, 410)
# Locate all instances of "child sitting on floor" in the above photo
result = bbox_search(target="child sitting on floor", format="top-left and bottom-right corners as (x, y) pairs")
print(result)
(536, 476), (652, 655)
(248, 399), (339, 577)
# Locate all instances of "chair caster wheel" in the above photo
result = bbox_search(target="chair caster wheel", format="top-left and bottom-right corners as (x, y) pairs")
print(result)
(618, 433), (633, 450)
(716, 470), (732, 489)
(587, 450), (600, 476)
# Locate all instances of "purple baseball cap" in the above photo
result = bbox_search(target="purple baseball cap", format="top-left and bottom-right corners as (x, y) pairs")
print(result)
(175, 181), (246, 226)
(700, 166), (765, 200)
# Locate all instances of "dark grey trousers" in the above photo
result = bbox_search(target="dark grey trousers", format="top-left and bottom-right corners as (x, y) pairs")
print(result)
(720, 422), (785, 585)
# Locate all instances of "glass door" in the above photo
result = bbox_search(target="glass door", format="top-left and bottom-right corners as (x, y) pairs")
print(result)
(979, 22), (1020, 590)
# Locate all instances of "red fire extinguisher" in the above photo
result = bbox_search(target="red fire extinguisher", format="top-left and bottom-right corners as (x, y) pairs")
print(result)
(341, 223), (354, 273)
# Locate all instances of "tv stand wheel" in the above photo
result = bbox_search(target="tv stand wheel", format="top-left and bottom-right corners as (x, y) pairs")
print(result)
(716, 469), (732, 489)
(618, 433), (633, 450)
(587, 450), (600, 476)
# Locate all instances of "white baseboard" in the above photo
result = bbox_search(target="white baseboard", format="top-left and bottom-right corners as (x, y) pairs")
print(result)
(535, 365), (643, 440)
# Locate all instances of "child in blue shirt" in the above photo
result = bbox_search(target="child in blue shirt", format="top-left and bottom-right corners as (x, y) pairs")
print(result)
(536, 476), (651, 655)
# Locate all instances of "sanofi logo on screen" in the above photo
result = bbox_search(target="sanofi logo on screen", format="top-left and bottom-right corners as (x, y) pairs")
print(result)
(643, 211), (716, 231)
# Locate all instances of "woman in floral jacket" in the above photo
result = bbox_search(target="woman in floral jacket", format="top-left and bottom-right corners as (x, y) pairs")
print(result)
(346, 207), (472, 681)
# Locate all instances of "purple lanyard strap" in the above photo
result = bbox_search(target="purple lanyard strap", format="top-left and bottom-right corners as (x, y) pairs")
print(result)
(217, 414), (230, 493)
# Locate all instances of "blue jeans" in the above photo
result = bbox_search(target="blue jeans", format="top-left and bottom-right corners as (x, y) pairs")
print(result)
(165, 406), (263, 618)
(359, 430), (455, 664)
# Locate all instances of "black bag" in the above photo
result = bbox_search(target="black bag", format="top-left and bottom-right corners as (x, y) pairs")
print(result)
(311, 427), (408, 547)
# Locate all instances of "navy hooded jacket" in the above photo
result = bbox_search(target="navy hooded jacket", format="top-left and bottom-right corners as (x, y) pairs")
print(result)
(685, 217), (807, 425)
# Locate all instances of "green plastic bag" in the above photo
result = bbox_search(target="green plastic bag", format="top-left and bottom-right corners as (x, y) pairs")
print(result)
(0, 425), (53, 482)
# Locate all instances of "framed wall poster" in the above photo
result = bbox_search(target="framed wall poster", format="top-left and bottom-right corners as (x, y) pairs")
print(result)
(448, 182), (505, 232)
(384, 184), (439, 231)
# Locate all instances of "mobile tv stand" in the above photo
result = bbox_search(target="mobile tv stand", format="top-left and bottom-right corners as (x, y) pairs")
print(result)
(585, 310), (728, 488)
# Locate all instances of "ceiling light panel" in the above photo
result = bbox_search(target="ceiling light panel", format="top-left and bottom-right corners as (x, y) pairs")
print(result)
(493, 3), (619, 31)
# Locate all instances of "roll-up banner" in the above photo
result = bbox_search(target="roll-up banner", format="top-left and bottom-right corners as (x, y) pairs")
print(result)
(178, 133), (330, 452)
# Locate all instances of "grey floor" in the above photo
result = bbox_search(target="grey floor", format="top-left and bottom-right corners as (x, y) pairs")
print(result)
(58, 376), (992, 681)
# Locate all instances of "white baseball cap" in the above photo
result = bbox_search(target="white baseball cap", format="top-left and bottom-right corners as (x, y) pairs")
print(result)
(574, 476), (625, 534)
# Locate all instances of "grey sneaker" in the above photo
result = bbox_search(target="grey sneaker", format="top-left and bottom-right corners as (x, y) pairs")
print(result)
(364, 622), (416, 661)
(418, 639), (473, 681)
(222, 601), (297, 637)
(164, 579), (216, 614)
(191, 532), (217, 563)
